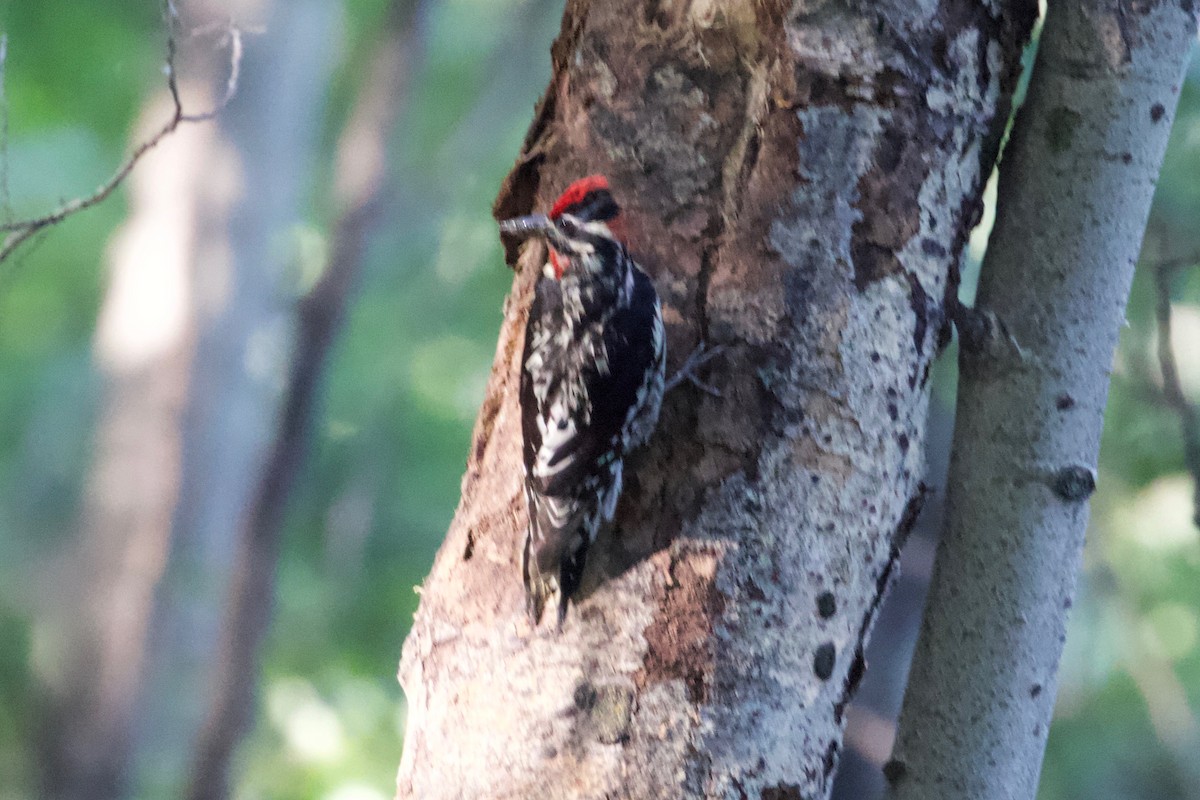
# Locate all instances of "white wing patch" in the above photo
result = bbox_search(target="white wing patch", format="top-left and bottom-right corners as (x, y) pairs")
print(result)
(542, 494), (575, 529)
(534, 398), (577, 481)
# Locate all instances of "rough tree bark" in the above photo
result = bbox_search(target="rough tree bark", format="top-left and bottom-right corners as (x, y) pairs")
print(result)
(830, 397), (954, 800)
(397, 2), (1035, 798)
(890, 2), (1198, 799)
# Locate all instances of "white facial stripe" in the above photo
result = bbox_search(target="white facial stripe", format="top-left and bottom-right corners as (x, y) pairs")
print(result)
(580, 220), (613, 239)
(557, 214), (598, 254)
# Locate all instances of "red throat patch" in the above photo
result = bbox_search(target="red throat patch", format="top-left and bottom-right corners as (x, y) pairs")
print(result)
(549, 249), (566, 280)
(550, 175), (610, 219)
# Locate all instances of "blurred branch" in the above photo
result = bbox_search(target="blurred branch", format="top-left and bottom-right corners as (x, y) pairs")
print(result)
(1, 34), (11, 221)
(1153, 256), (1200, 528)
(182, 3), (423, 798)
(1092, 569), (1200, 800)
(1122, 617), (1200, 800)
(0, 8), (245, 265)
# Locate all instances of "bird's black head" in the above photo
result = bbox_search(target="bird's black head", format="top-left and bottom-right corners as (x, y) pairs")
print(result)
(498, 175), (626, 280)
(548, 175), (619, 223)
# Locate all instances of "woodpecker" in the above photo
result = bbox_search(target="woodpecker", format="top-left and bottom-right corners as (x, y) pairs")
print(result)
(499, 175), (666, 628)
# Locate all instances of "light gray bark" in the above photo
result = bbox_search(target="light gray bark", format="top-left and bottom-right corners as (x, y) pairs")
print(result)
(831, 396), (955, 800)
(396, 2), (1035, 798)
(890, 2), (1198, 799)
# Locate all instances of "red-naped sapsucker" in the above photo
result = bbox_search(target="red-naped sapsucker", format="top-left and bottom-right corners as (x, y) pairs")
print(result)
(499, 175), (666, 627)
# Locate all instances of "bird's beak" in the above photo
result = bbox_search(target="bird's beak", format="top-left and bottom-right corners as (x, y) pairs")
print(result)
(499, 214), (555, 239)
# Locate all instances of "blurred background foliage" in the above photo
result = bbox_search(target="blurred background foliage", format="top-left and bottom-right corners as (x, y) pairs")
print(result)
(0, 2), (1197, 799)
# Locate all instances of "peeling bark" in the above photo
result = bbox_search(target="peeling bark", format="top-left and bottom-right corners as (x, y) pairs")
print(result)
(890, 2), (1198, 799)
(398, 2), (1034, 797)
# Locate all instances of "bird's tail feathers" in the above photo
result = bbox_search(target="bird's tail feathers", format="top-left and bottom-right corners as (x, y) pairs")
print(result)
(522, 532), (557, 625)
(524, 489), (590, 629)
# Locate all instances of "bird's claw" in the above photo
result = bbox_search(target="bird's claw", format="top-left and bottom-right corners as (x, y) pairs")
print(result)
(665, 341), (723, 396)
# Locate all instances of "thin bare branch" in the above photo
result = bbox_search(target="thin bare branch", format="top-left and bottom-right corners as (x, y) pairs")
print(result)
(1153, 259), (1200, 528)
(1155, 252), (1200, 272)
(0, 15), (245, 264)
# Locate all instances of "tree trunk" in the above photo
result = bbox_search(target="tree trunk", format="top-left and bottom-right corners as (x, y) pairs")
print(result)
(830, 396), (954, 800)
(38, 2), (339, 797)
(890, 2), (1198, 799)
(184, 3), (421, 797)
(139, 0), (338, 793)
(37, 87), (213, 800)
(397, 2), (1035, 798)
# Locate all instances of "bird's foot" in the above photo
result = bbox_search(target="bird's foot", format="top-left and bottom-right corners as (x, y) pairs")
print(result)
(665, 341), (723, 396)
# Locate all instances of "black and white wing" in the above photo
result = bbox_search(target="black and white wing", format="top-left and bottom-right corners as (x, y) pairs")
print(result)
(519, 268), (663, 622)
